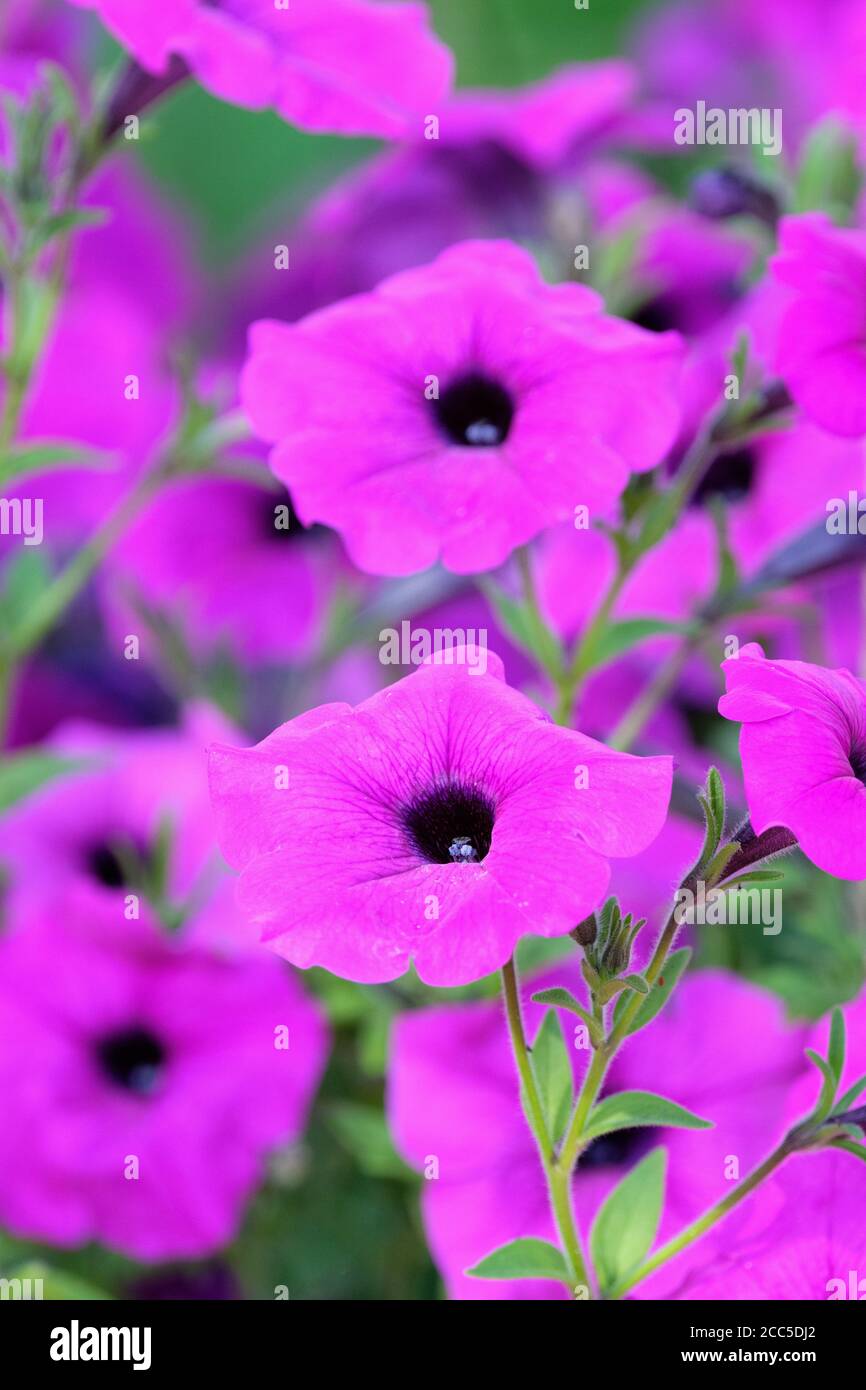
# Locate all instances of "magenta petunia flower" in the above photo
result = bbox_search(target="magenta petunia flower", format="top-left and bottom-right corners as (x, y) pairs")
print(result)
(636, 0), (865, 154)
(437, 61), (636, 172)
(1, 706), (236, 919)
(240, 240), (683, 576)
(208, 649), (673, 986)
(66, 0), (452, 139)
(102, 473), (349, 668)
(771, 213), (866, 438)
(719, 643), (866, 879)
(0, 889), (327, 1260)
(666, 1149), (866, 1299)
(669, 990), (866, 1299)
(388, 966), (808, 1299)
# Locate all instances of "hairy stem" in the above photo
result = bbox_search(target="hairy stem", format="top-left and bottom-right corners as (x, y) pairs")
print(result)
(501, 958), (592, 1295)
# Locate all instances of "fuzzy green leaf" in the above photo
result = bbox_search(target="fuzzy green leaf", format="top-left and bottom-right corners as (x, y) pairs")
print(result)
(613, 948), (692, 1037)
(532, 1010), (573, 1143)
(590, 1148), (666, 1293)
(583, 1091), (712, 1142)
(466, 1238), (571, 1284)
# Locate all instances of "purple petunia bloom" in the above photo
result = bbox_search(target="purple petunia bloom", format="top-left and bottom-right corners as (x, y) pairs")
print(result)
(0, 890), (327, 1260)
(102, 472), (350, 668)
(208, 649), (673, 986)
(240, 241), (683, 576)
(223, 62), (641, 335)
(771, 213), (866, 438)
(666, 1150), (866, 1299)
(668, 991), (866, 1299)
(636, 0), (866, 155)
(66, 0), (452, 139)
(1, 706), (235, 919)
(719, 643), (866, 879)
(388, 966), (808, 1299)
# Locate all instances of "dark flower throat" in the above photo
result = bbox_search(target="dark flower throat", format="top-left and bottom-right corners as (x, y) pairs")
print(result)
(434, 373), (515, 448)
(96, 1027), (167, 1096)
(403, 780), (495, 864)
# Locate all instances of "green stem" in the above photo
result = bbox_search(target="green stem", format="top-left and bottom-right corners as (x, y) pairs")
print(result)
(607, 909), (681, 1051)
(8, 467), (161, 660)
(500, 958), (592, 1295)
(557, 905), (686, 1184)
(557, 1042), (610, 1176)
(607, 1140), (792, 1299)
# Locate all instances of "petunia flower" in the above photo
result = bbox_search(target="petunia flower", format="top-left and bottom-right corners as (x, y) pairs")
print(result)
(101, 472), (347, 669)
(240, 240), (683, 576)
(66, 0), (453, 139)
(1, 705), (236, 919)
(0, 889), (328, 1260)
(387, 966), (808, 1299)
(771, 213), (866, 438)
(208, 649), (673, 986)
(667, 989), (866, 1299)
(635, 0), (865, 154)
(665, 1149), (866, 1299)
(223, 63), (642, 334)
(719, 642), (866, 879)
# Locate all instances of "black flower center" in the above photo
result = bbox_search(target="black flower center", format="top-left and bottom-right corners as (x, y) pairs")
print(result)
(691, 447), (756, 507)
(579, 1125), (659, 1171)
(850, 744), (866, 783)
(434, 373), (515, 448)
(86, 842), (130, 888)
(96, 1027), (167, 1096)
(402, 781), (495, 864)
(630, 294), (678, 335)
(261, 487), (325, 544)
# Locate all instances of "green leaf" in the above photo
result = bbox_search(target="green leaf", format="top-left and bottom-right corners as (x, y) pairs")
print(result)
(0, 751), (88, 814)
(531, 1009), (573, 1143)
(327, 1103), (412, 1180)
(530, 987), (602, 1046)
(705, 842), (741, 883)
(0, 438), (115, 482)
(832, 1138), (866, 1166)
(0, 546), (52, 619)
(719, 870), (784, 890)
(636, 487), (684, 552)
(828, 1007), (846, 1085)
(583, 1090), (712, 1142)
(590, 1148), (666, 1293)
(706, 767), (726, 841)
(27, 206), (109, 257)
(1, 1261), (112, 1300)
(834, 1072), (866, 1114)
(793, 117), (863, 221)
(621, 973), (649, 995)
(481, 583), (562, 681)
(581, 617), (691, 673)
(805, 1048), (838, 1122)
(465, 1237), (571, 1285)
(613, 948), (691, 1036)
